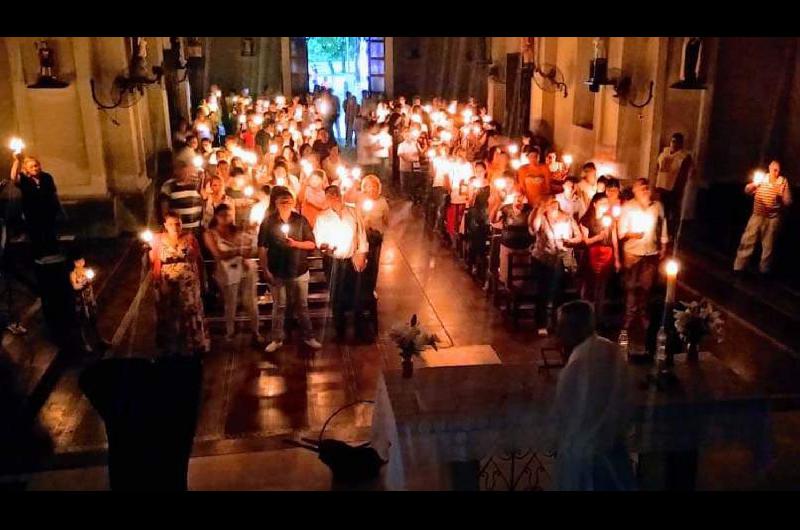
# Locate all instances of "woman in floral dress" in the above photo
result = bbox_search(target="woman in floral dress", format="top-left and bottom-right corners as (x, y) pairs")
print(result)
(149, 212), (210, 356)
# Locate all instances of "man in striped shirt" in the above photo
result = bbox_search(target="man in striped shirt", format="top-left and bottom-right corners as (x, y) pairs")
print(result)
(160, 160), (203, 233)
(734, 160), (793, 275)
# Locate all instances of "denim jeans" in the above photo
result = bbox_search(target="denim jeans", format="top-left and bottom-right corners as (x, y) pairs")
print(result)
(271, 271), (314, 342)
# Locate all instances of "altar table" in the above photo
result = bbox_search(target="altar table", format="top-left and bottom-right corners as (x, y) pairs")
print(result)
(371, 351), (774, 490)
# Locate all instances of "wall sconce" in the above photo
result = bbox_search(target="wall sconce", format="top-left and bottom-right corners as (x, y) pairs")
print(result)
(90, 37), (164, 110)
(585, 37), (654, 108)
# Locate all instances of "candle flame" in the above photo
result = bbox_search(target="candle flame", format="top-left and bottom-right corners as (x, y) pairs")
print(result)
(140, 229), (154, 244)
(9, 137), (24, 154)
(244, 185), (254, 197)
(192, 155), (204, 169)
(85, 268), (96, 281)
(665, 259), (680, 277)
(362, 199), (374, 212)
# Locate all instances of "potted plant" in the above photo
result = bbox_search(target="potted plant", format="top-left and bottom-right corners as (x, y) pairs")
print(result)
(388, 314), (439, 378)
(672, 299), (725, 362)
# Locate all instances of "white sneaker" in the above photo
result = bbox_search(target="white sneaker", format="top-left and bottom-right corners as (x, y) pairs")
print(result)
(303, 338), (323, 350)
(537, 328), (549, 337)
(265, 340), (283, 353)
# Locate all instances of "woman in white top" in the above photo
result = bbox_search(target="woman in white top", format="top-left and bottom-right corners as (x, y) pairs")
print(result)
(203, 203), (262, 345)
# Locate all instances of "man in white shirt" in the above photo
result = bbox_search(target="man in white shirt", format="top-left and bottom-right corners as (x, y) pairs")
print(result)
(397, 129), (420, 199)
(552, 300), (636, 491)
(655, 133), (693, 232)
(617, 178), (669, 332)
(314, 185), (369, 339)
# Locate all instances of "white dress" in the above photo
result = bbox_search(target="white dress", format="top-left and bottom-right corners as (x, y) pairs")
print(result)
(551, 334), (637, 490)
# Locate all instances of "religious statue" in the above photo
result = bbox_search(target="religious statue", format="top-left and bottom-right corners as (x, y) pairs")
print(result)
(130, 37), (150, 78)
(671, 37), (706, 89)
(521, 37), (536, 65)
(29, 40), (67, 88)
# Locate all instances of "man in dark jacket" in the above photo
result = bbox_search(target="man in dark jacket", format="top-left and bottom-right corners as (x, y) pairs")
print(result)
(10, 155), (63, 259)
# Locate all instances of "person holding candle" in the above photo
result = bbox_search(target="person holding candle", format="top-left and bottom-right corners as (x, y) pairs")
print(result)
(313, 185), (369, 340)
(733, 160), (793, 276)
(494, 190), (533, 288)
(203, 204), (262, 345)
(579, 193), (619, 326)
(358, 174), (389, 322)
(555, 177), (583, 221)
(397, 128), (421, 200)
(9, 155), (64, 259)
(530, 198), (583, 337)
(617, 178), (669, 333)
(201, 175), (236, 230)
(444, 149), (472, 246)
(148, 212), (210, 357)
(517, 146), (551, 210)
(465, 162), (492, 278)
(258, 189), (321, 353)
(69, 250), (110, 355)
(300, 169), (328, 228)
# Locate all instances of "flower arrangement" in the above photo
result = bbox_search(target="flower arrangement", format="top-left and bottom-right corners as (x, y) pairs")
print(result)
(673, 299), (725, 345)
(388, 314), (439, 361)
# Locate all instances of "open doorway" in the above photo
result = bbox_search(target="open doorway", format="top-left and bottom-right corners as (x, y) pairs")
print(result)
(304, 37), (385, 141)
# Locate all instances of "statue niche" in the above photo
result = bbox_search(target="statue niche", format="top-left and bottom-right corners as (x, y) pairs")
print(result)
(28, 40), (68, 89)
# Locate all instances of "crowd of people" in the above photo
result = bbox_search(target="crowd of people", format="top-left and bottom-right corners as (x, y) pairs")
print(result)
(152, 82), (796, 359)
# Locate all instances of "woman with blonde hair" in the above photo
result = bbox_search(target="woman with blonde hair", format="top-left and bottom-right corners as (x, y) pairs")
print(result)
(358, 174), (389, 318)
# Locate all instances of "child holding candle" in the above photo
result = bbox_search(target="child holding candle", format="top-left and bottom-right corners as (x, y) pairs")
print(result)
(69, 250), (110, 355)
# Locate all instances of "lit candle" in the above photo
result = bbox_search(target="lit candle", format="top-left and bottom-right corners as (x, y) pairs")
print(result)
(276, 176), (286, 186)
(508, 144), (519, 156)
(209, 152), (218, 165)
(362, 199), (374, 212)
(244, 185), (254, 197)
(249, 201), (267, 224)
(192, 155), (204, 170)
(280, 223), (290, 236)
(601, 215), (612, 229)
(301, 160), (313, 175)
(611, 205), (622, 219)
(665, 258), (679, 304)
(510, 159), (522, 170)
(253, 115), (264, 126)
(238, 114), (246, 125)
(423, 104), (432, 113)
(503, 193), (516, 205)
(9, 137), (25, 155)
(351, 167), (362, 180)
(447, 101), (457, 114)
(482, 115), (493, 124)
(275, 95), (286, 107)
(440, 130), (452, 143)
(753, 170), (766, 186)
(85, 268), (96, 281)
(140, 229), (154, 245)
(411, 130), (420, 140)
(563, 154), (573, 167)
(427, 149), (437, 159)
(269, 144), (278, 155)
(336, 166), (347, 179)
(494, 178), (507, 191)
(554, 221), (571, 241)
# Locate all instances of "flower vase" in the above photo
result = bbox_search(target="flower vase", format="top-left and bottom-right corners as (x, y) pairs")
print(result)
(685, 340), (700, 362)
(401, 357), (414, 378)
